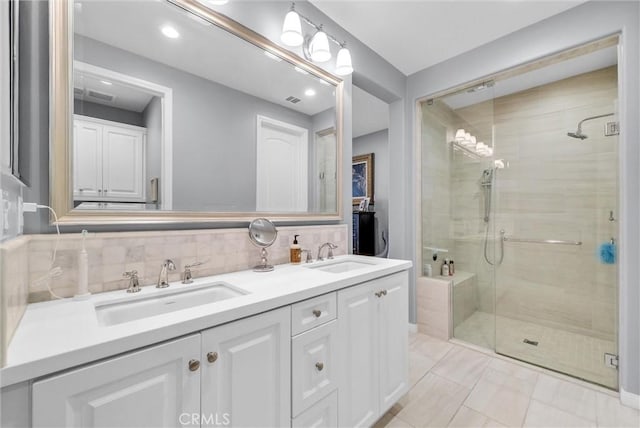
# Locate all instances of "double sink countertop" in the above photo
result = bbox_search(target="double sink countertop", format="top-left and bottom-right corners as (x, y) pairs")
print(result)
(1, 255), (412, 388)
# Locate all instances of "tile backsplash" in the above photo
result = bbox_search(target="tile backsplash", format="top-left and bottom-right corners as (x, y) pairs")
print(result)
(26, 224), (348, 303)
(0, 236), (29, 366)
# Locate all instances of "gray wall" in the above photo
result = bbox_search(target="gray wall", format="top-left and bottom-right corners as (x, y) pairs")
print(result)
(353, 129), (389, 255)
(406, 0), (640, 397)
(73, 99), (144, 127)
(75, 34), (314, 212)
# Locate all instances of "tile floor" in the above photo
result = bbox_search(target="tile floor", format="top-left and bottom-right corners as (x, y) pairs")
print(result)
(374, 332), (639, 428)
(454, 311), (618, 389)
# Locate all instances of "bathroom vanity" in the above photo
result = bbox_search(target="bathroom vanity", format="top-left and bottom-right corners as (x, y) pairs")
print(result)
(0, 255), (411, 427)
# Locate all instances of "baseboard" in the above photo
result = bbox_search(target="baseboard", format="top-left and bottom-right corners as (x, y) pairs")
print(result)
(408, 323), (418, 333)
(620, 387), (640, 410)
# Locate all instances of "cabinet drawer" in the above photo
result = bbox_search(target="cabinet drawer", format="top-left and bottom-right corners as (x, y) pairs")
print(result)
(292, 320), (338, 417)
(292, 390), (338, 428)
(291, 292), (336, 336)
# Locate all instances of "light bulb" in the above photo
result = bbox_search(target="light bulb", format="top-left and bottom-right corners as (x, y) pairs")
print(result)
(309, 29), (331, 62)
(335, 47), (353, 75)
(281, 10), (303, 47)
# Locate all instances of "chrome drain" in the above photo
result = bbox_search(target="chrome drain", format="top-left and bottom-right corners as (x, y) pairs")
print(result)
(523, 339), (539, 346)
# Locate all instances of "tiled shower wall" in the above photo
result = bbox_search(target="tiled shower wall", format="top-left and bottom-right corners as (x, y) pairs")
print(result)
(0, 224), (348, 362)
(421, 66), (618, 342)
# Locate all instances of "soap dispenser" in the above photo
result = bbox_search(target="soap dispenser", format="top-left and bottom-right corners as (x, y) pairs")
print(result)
(290, 235), (302, 264)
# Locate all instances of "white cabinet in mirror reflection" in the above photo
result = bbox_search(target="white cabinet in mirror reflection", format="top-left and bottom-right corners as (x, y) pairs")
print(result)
(73, 115), (146, 203)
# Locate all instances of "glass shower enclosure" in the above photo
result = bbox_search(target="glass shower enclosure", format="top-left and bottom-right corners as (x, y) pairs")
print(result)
(420, 39), (619, 389)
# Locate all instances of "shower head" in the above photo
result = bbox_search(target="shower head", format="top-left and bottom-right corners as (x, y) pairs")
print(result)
(567, 130), (588, 140)
(568, 113), (614, 140)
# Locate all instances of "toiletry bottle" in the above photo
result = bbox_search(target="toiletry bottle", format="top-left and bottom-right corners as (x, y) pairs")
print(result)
(449, 260), (455, 276)
(74, 230), (91, 300)
(290, 235), (302, 264)
(442, 260), (449, 276)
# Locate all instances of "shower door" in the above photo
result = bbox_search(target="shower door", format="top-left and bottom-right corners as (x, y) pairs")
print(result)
(420, 87), (497, 351)
(492, 65), (619, 389)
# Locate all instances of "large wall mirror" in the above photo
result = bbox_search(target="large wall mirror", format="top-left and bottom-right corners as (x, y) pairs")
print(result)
(50, 0), (343, 224)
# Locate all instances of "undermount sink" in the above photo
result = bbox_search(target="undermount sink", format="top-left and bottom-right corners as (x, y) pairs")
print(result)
(95, 282), (247, 326)
(306, 259), (376, 274)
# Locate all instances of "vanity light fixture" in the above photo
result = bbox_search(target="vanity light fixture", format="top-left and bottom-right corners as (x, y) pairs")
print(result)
(161, 25), (180, 39)
(280, 2), (353, 75)
(452, 128), (494, 158)
(304, 88), (316, 97)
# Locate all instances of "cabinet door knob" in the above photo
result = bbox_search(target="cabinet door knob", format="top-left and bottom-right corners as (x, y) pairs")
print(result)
(315, 362), (324, 371)
(207, 352), (218, 363)
(188, 359), (200, 372)
(312, 309), (322, 318)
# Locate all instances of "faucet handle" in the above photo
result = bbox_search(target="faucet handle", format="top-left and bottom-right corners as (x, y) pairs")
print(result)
(301, 249), (313, 263)
(123, 270), (141, 293)
(327, 244), (338, 259)
(163, 259), (176, 270)
(182, 260), (209, 284)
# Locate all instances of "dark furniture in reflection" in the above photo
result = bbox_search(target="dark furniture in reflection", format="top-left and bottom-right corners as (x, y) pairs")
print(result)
(353, 211), (376, 256)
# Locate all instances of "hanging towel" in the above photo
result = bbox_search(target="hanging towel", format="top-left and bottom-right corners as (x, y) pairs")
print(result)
(599, 242), (616, 264)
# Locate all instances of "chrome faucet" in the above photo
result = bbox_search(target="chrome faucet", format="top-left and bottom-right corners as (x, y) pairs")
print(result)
(301, 249), (313, 263)
(124, 270), (141, 293)
(157, 259), (176, 288)
(317, 242), (338, 261)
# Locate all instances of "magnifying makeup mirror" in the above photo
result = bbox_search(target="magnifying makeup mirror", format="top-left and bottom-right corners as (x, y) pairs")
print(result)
(248, 218), (278, 272)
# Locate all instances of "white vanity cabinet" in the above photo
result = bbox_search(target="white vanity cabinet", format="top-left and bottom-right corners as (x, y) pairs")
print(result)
(200, 307), (291, 428)
(73, 115), (146, 202)
(337, 271), (409, 427)
(32, 334), (201, 428)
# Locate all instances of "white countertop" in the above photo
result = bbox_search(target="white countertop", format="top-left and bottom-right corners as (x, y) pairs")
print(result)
(1, 255), (411, 388)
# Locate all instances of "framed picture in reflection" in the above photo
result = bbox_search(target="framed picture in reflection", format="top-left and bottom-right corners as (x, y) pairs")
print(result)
(352, 153), (374, 206)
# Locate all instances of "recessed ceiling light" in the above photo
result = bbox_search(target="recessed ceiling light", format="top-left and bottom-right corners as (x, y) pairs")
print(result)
(100, 80), (112, 86)
(264, 51), (282, 62)
(304, 89), (316, 97)
(161, 25), (180, 39)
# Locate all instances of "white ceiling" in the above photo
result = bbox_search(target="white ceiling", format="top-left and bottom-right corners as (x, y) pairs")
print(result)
(74, 0), (335, 116)
(310, 0), (588, 76)
(74, 70), (155, 112)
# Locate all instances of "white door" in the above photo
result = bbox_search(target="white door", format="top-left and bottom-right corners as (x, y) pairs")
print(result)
(32, 335), (201, 428)
(337, 280), (380, 427)
(102, 125), (145, 201)
(201, 307), (291, 428)
(256, 115), (308, 212)
(378, 272), (410, 413)
(73, 120), (103, 200)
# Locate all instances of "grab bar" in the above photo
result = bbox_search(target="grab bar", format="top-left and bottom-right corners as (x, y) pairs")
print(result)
(503, 236), (582, 246)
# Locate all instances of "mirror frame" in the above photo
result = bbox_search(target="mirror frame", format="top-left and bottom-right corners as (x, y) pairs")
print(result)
(50, 0), (344, 225)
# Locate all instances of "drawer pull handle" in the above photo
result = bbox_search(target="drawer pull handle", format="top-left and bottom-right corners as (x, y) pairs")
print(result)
(188, 359), (200, 372)
(312, 309), (322, 318)
(375, 291), (383, 298)
(382, 289), (388, 296)
(207, 352), (218, 363)
(315, 362), (324, 371)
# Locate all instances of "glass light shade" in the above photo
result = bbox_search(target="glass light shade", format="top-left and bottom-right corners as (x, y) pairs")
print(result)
(335, 47), (353, 75)
(454, 129), (466, 141)
(469, 136), (477, 146)
(281, 10), (303, 47)
(309, 30), (331, 62)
